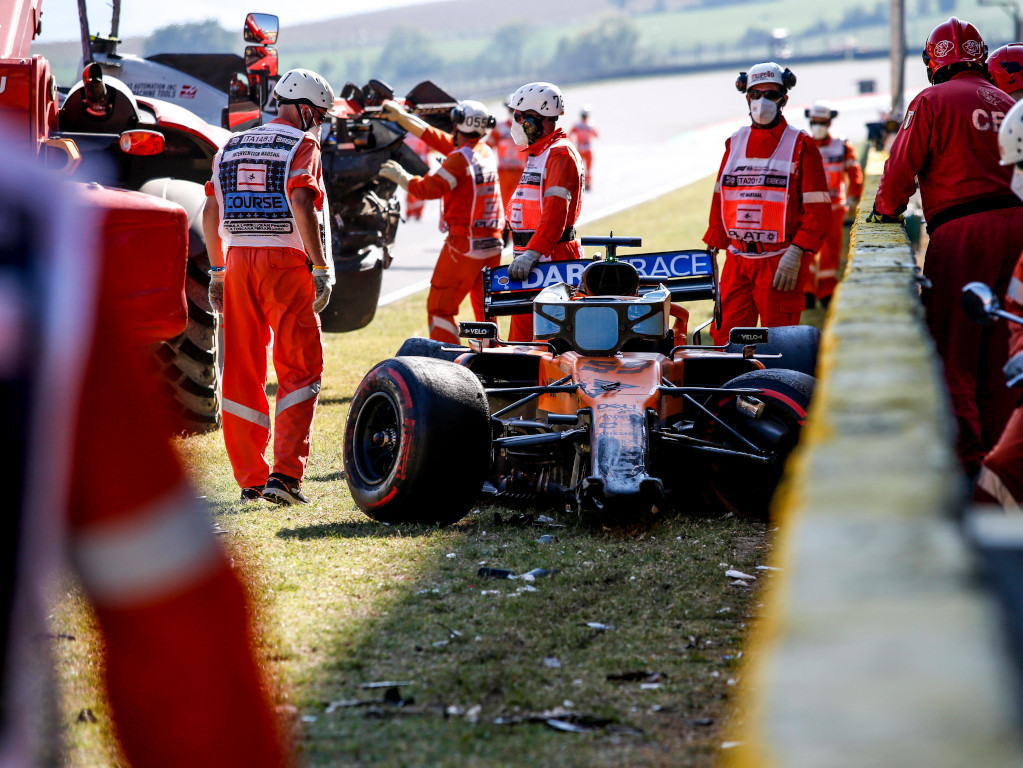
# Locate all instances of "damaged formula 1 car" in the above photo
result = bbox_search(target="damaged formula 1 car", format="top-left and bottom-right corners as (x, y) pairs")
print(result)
(343, 236), (819, 525)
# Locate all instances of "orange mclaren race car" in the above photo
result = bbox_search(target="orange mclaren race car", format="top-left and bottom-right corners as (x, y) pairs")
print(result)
(343, 237), (819, 524)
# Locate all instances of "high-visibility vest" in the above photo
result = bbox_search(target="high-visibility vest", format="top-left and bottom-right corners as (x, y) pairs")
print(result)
(212, 122), (328, 258)
(571, 122), (597, 152)
(720, 125), (799, 258)
(445, 143), (504, 258)
(508, 136), (583, 256)
(817, 135), (849, 207)
(495, 121), (526, 171)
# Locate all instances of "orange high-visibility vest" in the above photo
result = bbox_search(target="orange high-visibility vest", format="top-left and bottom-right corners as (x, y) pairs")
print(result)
(494, 121), (526, 171)
(720, 125), (799, 258)
(508, 136), (583, 256)
(818, 135), (849, 207)
(570, 122), (597, 152)
(443, 143), (504, 258)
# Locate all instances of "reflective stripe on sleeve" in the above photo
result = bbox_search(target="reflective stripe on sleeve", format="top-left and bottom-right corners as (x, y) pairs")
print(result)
(544, 186), (572, 201)
(289, 167), (311, 177)
(845, 158), (859, 168)
(1008, 276), (1023, 306)
(437, 168), (458, 191)
(976, 466), (1021, 512)
(223, 398), (271, 428)
(74, 488), (221, 606)
(276, 381), (321, 415)
(803, 191), (832, 204)
(429, 316), (458, 337)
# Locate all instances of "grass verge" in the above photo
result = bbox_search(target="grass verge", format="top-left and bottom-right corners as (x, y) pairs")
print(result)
(54, 175), (781, 767)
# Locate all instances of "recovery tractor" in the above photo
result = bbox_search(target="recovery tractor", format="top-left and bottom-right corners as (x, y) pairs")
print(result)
(81, 0), (458, 333)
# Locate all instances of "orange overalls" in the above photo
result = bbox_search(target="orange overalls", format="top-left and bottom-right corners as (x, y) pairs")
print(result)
(704, 119), (832, 344)
(407, 126), (504, 343)
(507, 128), (585, 342)
(812, 134), (863, 302)
(489, 119), (526, 209)
(2, 151), (289, 767)
(569, 120), (599, 189)
(210, 119), (327, 489)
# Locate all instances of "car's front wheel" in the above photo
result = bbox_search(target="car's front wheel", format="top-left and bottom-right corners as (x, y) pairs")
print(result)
(344, 356), (490, 525)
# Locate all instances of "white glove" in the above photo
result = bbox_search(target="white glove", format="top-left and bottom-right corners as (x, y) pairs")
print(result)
(381, 99), (408, 121)
(312, 271), (331, 313)
(508, 249), (541, 280)
(1004, 351), (1023, 388)
(381, 99), (428, 136)
(208, 270), (225, 313)
(379, 160), (413, 189)
(772, 244), (804, 292)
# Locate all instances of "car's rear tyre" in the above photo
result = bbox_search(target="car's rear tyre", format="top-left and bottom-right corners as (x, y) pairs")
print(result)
(344, 357), (490, 525)
(724, 325), (820, 376)
(395, 336), (468, 361)
(697, 369), (815, 519)
(141, 178), (221, 432)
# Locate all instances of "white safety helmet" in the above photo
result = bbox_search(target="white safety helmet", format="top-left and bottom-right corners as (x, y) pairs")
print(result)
(509, 82), (565, 118)
(451, 100), (496, 136)
(581, 104), (592, 118)
(736, 61), (797, 93)
(273, 68), (337, 115)
(805, 100), (838, 121)
(998, 97), (1023, 165)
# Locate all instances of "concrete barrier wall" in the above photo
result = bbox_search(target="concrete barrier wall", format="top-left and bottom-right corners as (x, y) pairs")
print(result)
(728, 150), (1022, 767)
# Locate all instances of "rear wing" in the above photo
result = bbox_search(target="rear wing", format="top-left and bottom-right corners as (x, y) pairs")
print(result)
(483, 249), (718, 317)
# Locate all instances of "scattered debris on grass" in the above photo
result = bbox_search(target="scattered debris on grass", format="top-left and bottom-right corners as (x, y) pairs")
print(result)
(476, 566), (561, 581)
(724, 569), (756, 581)
(606, 671), (666, 684)
(325, 684), (414, 713)
(494, 708), (644, 736)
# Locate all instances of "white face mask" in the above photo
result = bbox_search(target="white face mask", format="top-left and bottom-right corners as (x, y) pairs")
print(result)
(1012, 166), (1023, 202)
(810, 124), (829, 140)
(510, 120), (529, 147)
(750, 98), (778, 125)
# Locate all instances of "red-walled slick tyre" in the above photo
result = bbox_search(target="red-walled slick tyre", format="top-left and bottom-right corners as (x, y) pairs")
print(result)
(697, 369), (815, 519)
(344, 356), (490, 525)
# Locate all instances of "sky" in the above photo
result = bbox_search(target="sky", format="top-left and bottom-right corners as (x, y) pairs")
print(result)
(36, 0), (441, 43)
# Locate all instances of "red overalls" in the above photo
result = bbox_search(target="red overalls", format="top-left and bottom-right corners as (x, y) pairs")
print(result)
(506, 128), (585, 341)
(812, 134), (863, 302)
(209, 118), (326, 489)
(875, 70), (1023, 473)
(407, 126), (504, 342)
(704, 119), (832, 344)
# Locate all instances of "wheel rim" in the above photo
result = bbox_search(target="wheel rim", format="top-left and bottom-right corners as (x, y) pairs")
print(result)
(352, 391), (402, 485)
(701, 384), (804, 454)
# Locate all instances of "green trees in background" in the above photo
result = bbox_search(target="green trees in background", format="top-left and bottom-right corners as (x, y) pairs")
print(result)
(143, 19), (234, 56)
(552, 18), (640, 77)
(374, 26), (443, 87)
